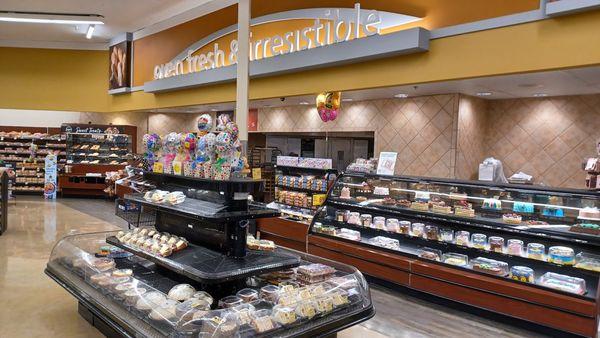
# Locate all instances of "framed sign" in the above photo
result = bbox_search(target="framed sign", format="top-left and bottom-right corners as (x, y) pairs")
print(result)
(377, 152), (397, 176)
(109, 40), (132, 90)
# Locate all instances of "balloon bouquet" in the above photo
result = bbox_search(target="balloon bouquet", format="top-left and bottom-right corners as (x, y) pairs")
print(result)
(316, 91), (341, 122)
(181, 133), (197, 176)
(194, 114), (214, 178)
(162, 132), (181, 174)
(142, 133), (161, 171)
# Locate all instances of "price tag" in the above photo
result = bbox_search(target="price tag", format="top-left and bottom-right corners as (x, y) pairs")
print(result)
(172, 161), (182, 175)
(252, 168), (262, 180)
(152, 162), (164, 173)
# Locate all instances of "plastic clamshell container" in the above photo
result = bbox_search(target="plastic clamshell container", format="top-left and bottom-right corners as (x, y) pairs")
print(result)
(575, 252), (600, 272)
(470, 257), (509, 276)
(417, 247), (442, 261)
(369, 236), (400, 250)
(442, 253), (469, 267)
(539, 272), (586, 295)
(509, 266), (535, 283)
(547, 246), (575, 266)
(337, 228), (361, 241)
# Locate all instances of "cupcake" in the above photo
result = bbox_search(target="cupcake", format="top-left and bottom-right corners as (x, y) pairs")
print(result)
(112, 269), (133, 278)
(168, 284), (196, 301)
(176, 298), (211, 322)
(149, 299), (178, 323)
(192, 291), (214, 307)
(124, 288), (147, 306)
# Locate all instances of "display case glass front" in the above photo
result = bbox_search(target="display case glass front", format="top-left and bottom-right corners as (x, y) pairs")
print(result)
(66, 131), (132, 165)
(310, 173), (600, 299)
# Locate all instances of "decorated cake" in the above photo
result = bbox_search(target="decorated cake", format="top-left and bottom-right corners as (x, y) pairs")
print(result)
(410, 201), (430, 211)
(548, 246), (575, 266)
(470, 257), (509, 276)
(510, 266), (534, 283)
(578, 207), (600, 220)
(454, 200), (475, 218)
(482, 198), (502, 210)
(512, 201), (534, 213)
(570, 223), (600, 235)
(339, 187), (351, 199)
(502, 213), (522, 225)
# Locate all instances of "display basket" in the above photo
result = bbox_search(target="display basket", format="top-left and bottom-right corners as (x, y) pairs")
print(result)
(115, 198), (156, 228)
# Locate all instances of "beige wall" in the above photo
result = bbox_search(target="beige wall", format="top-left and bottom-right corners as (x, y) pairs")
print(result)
(455, 95), (489, 180)
(258, 94), (459, 177)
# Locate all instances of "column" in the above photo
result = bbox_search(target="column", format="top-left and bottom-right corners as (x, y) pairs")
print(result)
(235, 0), (251, 152)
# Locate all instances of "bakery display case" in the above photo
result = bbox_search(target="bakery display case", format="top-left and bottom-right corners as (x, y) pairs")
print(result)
(260, 156), (337, 252)
(308, 172), (600, 337)
(45, 173), (373, 337)
(60, 124), (137, 197)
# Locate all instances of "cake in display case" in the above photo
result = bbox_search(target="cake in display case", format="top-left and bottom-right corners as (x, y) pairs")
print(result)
(45, 173), (373, 337)
(308, 172), (600, 336)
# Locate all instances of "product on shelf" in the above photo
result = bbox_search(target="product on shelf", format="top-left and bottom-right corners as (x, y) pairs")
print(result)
(488, 236), (505, 253)
(482, 198), (502, 210)
(165, 191), (186, 205)
(574, 252), (600, 272)
(373, 216), (386, 230)
(440, 229), (454, 242)
(524, 220), (549, 226)
(577, 207), (600, 220)
(431, 201), (452, 214)
(510, 266), (535, 283)
(425, 225), (439, 241)
(386, 218), (400, 233)
(543, 206), (564, 218)
(115, 228), (188, 257)
(397, 199), (412, 208)
(418, 247), (442, 261)
(369, 236), (400, 250)
(167, 284), (196, 301)
(297, 264), (336, 283)
(507, 239), (525, 256)
(527, 243), (546, 261)
(410, 201), (430, 212)
(373, 186), (389, 196)
(337, 228), (361, 241)
(382, 197), (396, 206)
(237, 288), (259, 303)
(442, 253), (469, 267)
(513, 201), (534, 213)
(569, 223), (600, 236)
(471, 233), (487, 250)
(398, 221), (411, 235)
(538, 272), (586, 295)
(335, 210), (348, 223)
(339, 187), (352, 199)
(347, 212), (361, 225)
(411, 223), (425, 238)
(455, 231), (470, 246)
(502, 213), (522, 225)
(470, 257), (509, 276)
(360, 214), (372, 227)
(454, 200), (475, 218)
(548, 246), (575, 266)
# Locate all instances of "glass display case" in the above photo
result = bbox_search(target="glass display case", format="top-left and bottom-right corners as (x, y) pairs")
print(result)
(46, 172), (373, 337)
(65, 131), (132, 165)
(310, 172), (600, 298)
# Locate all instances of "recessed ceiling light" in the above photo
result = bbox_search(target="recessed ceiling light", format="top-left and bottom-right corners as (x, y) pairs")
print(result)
(394, 93), (408, 98)
(533, 93), (548, 97)
(210, 108), (218, 111)
(85, 25), (95, 39)
(0, 11), (105, 25)
(342, 98), (353, 102)
(476, 92), (492, 96)
(299, 101), (310, 105)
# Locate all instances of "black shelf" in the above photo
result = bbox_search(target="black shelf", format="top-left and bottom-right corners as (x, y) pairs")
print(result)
(276, 184), (329, 194)
(276, 165), (338, 174)
(106, 236), (301, 284)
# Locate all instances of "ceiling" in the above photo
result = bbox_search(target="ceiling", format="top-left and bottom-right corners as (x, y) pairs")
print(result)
(0, 0), (220, 47)
(146, 65), (600, 113)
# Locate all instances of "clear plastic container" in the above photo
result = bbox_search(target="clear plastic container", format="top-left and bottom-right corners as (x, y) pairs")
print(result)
(470, 257), (509, 276)
(399, 221), (411, 235)
(488, 236), (505, 253)
(455, 231), (470, 246)
(347, 212), (361, 225)
(575, 252), (600, 272)
(506, 239), (524, 256)
(509, 266), (535, 283)
(337, 228), (361, 241)
(411, 223), (425, 238)
(236, 288), (259, 303)
(373, 216), (386, 230)
(335, 210), (347, 222)
(272, 304), (297, 326)
(442, 253), (469, 267)
(219, 295), (244, 308)
(360, 214), (372, 227)
(440, 229), (454, 243)
(386, 219), (400, 233)
(425, 225), (439, 241)
(539, 272), (586, 295)
(548, 246), (575, 266)
(417, 247), (442, 261)
(259, 285), (281, 302)
(296, 264), (336, 283)
(369, 236), (400, 250)
(527, 243), (546, 261)
(250, 309), (278, 333)
(471, 233), (487, 250)
(167, 284), (196, 301)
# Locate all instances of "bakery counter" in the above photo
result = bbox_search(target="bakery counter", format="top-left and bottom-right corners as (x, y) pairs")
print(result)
(46, 231), (375, 338)
(257, 217), (310, 252)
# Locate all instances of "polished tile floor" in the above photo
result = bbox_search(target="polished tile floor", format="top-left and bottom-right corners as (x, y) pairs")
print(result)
(0, 197), (548, 338)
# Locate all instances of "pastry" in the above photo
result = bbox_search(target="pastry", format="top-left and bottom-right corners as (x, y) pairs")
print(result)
(159, 244), (172, 257)
(539, 272), (586, 295)
(339, 187), (351, 199)
(124, 288), (147, 305)
(570, 223), (600, 235)
(548, 246), (575, 265)
(382, 197), (396, 205)
(136, 292), (166, 312)
(236, 288), (259, 303)
(431, 202), (452, 214)
(442, 253), (468, 266)
(315, 297), (334, 313)
(373, 216), (386, 230)
(232, 303), (255, 325)
(425, 225), (439, 240)
(399, 221), (411, 234)
(502, 213), (522, 225)
(347, 212), (361, 225)
(259, 285), (280, 302)
(149, 300), (178, 322)
(91, 258), (116, 272)
(176, 298), (211, 321)
(578, 207), (600, 220)
(471, 233), (487, 249)
(418, 248), (441, 261)
(410, 201), (429, 211)
(295, 301), (317, 319)
(360, 214), (372, 227)
(482, 198), (502, 210)
(258, 240), (276, 251)
(397, 199), (412, 208)
(356, 196), (368, 202)
(470, 257), (508, 276)
(454, 200), (475, 217)
(168, 284), (196, 301)
(513, 201), (534, 213)
(90, 272), (111, 287)
(527, 243), (545, 260)
(411, 223), (425, 237)
(575, 253), (600, 272)
(252, 315), (275, 333)
(440, 229), (454, 242)
(272, 305), (296, 325)
(192, 291), (214, 307)
(525, 220), (549, 226)
(510, 266), (534, 283)
(488, 236), (505, 253)
(219, 295), (243, 308)
(507, 239), (524, 256)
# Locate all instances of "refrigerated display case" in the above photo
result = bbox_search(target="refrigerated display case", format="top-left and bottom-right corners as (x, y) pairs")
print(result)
(46, 173), (373, 337)
(259, 158), (337, 252)
(308, 172), (600, 337)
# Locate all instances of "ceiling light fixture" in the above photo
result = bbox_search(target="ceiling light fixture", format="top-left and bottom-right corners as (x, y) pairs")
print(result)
(0, 11), (104, 25)
(394, 93), (408, 98)
(533, 93), (548, 97)
(476, 92), (492, 96)
(85, 25), (95, 39)
(342, 98), (353, 102)
(210, 108), (218, 111)
(299, 101), (309, 105)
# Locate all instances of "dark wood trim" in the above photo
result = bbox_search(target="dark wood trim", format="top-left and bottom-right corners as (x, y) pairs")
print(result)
(411, 260), (596, 317)
(0, 126), (61, 134)
(257, 217), (309, 241)
(260, 232), (306, 252)
(411, 275), (597, 337)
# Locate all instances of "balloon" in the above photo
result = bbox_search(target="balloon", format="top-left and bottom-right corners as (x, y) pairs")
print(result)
(216, 113), (231, 131)
(197, 114), (213, 132)
(215, 132), (234, 155)
(224, 122), (239, 140)
(164, 132), (181, 154)
(182, 133), (197, 152)
(316, 91), (341, 122)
